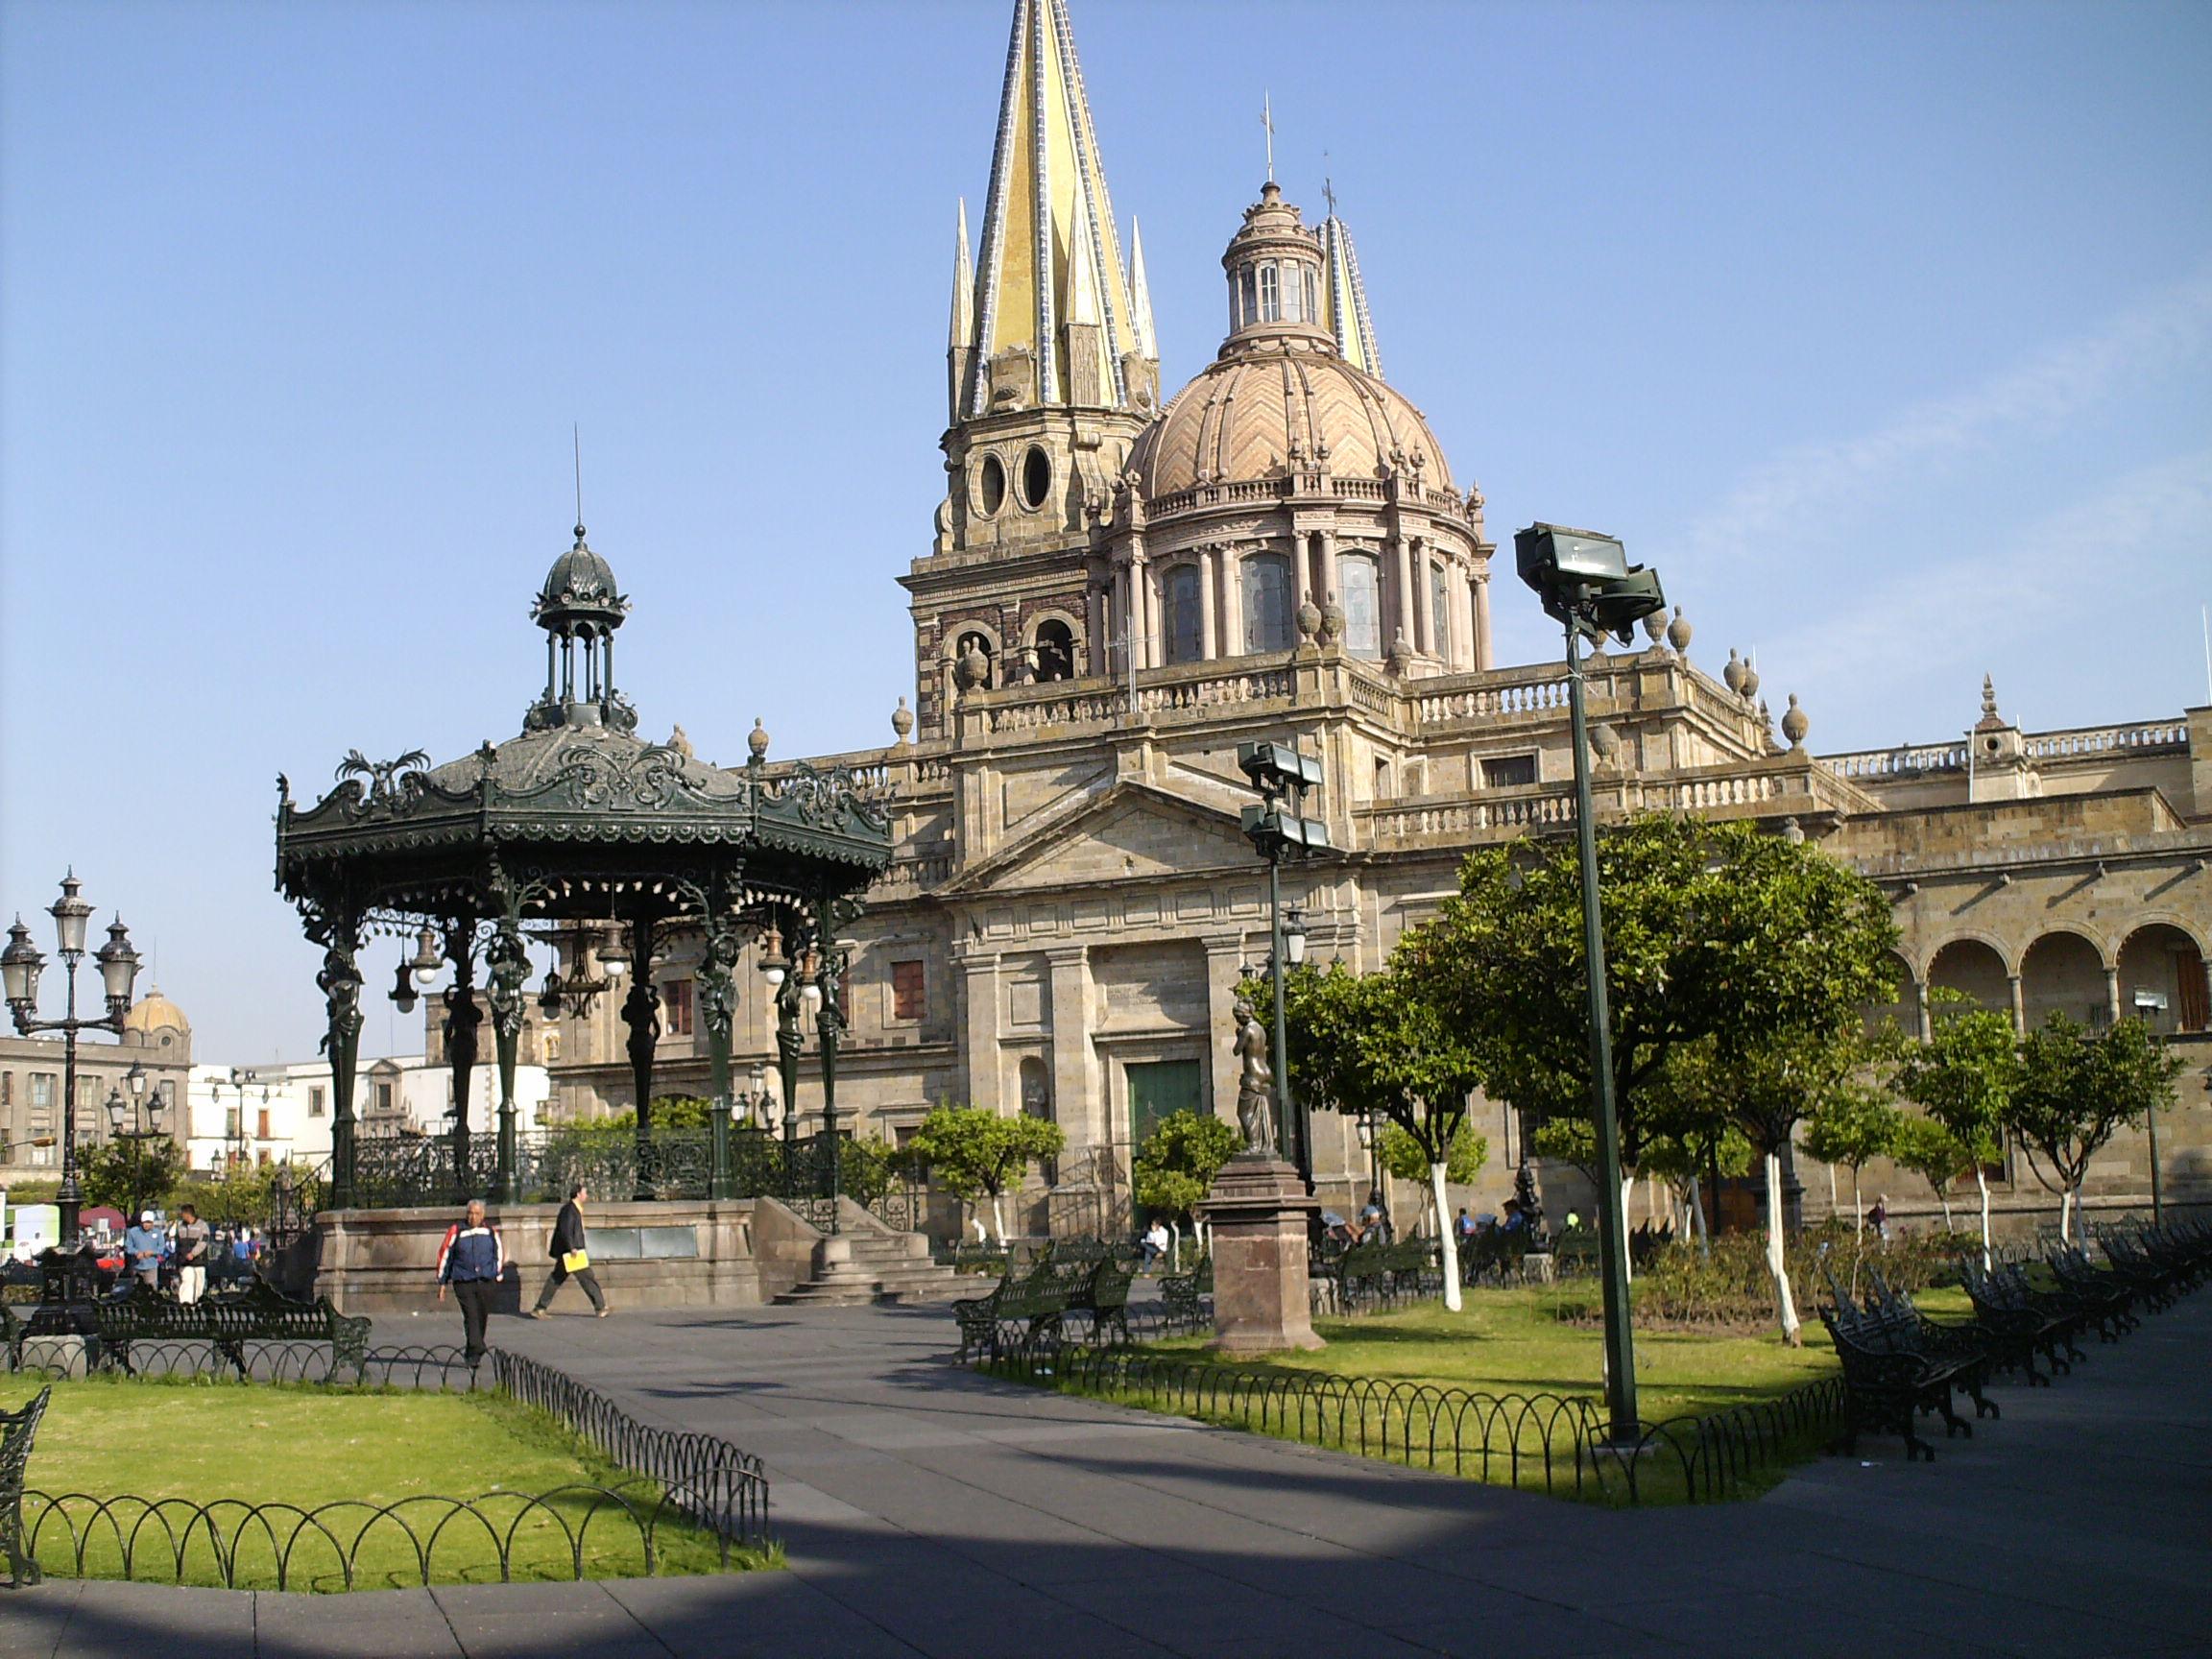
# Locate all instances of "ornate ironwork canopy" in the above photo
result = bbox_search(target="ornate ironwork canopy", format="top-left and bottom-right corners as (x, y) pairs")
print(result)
(275, 523), (893, 1208)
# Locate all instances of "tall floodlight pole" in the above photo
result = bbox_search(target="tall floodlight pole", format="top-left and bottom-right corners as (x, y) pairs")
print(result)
(1516, 523), (1666, 1449)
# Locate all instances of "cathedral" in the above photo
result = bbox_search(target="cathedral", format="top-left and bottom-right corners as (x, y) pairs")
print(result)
(542, 0), (2212, 1237)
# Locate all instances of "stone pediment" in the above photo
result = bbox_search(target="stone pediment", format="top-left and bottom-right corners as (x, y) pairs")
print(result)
(939, 781), (1255, 898)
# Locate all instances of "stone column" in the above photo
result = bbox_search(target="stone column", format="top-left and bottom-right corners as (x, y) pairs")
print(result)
(1087, 582), (1109, 677)
(1222, 548), (1246, 657)
(1454, 566), (1477, 666)
(1290, 534), (1311, 618)
(2104, 966), (2122, 1028)
(1410, 538), (1433, 657)
(1132, 553), (1154, 670)
(2008, 974), (2027, 1035)
(1391, 536), (1415, 650)
(1915, 978), (1932, 1041)
(1197, 547), (1218, 661)
(1046, 947), (1096, 1156)
(961, 947), (1004, 1113)
(1472, 573), (1493, 669)
(1318, 530), (1340, 613)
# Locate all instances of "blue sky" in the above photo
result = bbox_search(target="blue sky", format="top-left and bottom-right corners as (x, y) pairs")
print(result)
(4, 0), (2208, 1063)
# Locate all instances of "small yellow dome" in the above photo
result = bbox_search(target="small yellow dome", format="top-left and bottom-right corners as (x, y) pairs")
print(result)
(122, 988), (189, 1035)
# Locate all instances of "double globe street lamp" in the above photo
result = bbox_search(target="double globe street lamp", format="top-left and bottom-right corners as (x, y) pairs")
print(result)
(2, 873), (145, 1244)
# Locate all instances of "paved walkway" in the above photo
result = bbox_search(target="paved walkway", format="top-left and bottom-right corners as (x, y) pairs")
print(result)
(5, 1291), (2208, 1659)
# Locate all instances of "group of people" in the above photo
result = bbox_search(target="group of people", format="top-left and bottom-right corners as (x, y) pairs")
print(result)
(1455, 1197), (1535, 1243)
(116, 1207), (261, 1301)
(435, 1183), (610, 1364)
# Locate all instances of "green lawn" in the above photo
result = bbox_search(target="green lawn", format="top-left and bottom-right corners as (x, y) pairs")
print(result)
(1022, 1285), (1867, 1503)
(1151, 1285), (1843, 1419)
(0, 1375), (771, 1590)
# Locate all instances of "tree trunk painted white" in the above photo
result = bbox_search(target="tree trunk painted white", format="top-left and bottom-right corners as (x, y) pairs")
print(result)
(1974, 1166), (1992, 1271)
(1620, 1174), (1637, 1285)
(989, 1190), (1007, 1244)
(1827, 1163), (1838, 1213)
(1431, 1162), (1462, 1311)
(1687, 1174), (1711, 1261)
(1168, 1218), (1183, 1270)
(1938, 1189), (1954, 1232)
(1852, 1166), (1863, 1236)
(1766, 1151), (1802, 1346)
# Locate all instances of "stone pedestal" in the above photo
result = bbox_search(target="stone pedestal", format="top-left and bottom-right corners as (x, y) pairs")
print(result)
(1198, 1153), (1324, 1355)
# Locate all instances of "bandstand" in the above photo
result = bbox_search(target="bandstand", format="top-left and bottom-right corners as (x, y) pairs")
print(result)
(275, 522), (893, 1238)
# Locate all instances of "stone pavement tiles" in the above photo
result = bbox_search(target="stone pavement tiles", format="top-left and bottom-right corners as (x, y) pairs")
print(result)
(3, 1290), (2207, 1658)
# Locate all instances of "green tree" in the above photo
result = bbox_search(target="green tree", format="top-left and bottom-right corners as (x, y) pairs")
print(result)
(1278, 960), (1484, 1307)
(1402, 815), (1899, 1324)
(1889, 1115), (1979, 1232)
(837, 1132), (906, 1209)
(2008, 1014), (2182, 1242)
(80, 1135), (189, 1221)
(906, 1101), (1066, 1243)
(1803, 1081), (1904, 1236)
(1889, 1000), (2018, 1266)
(1133, 1109), (1238, 1265)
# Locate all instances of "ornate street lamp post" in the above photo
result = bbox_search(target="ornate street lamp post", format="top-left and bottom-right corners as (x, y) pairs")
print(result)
(105, 1062), (170, 1219)
(3, 875), (143, 1244)
(1515, 521), (1667, 1449)
(1237, 742), (1329, 1187)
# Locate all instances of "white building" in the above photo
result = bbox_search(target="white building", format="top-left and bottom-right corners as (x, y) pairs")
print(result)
(183, 1055), (549, 1175)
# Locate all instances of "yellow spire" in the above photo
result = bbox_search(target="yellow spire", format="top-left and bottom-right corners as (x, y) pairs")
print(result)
(1320, 200), (1383, 379)
(950, 198), (974, 349)
(1128, 216), (1158, 361)
(966, 0), (1145, 418)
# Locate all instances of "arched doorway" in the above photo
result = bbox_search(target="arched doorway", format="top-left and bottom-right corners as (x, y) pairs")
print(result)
(2116, 923), (2208, 1033)
(2020, 931), (2106, 1029)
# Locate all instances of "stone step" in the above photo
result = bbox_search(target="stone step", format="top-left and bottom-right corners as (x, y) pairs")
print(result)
(768, 1227), (967, 1306)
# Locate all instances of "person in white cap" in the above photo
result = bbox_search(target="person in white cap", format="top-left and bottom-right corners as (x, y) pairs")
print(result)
(122, 1210), (165, 1292)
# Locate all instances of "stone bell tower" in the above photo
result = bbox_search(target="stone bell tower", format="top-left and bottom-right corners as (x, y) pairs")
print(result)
(902, 0), (1161, 736)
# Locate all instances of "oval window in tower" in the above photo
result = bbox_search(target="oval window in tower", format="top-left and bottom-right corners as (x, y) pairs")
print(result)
(1021, 445), (1051, 510)
(978, 454), (1006, 516)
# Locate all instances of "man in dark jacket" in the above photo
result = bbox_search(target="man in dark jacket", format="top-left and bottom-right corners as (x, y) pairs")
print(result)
(436, 1199), (505, 1363)
(530, 1183), (608, 1318)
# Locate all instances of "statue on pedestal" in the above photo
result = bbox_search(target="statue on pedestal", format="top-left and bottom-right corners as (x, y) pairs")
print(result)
(1232, 996), (1276, 1156)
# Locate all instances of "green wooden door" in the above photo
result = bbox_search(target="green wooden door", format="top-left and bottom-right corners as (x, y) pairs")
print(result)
(1126, 1060), (1203, 1149)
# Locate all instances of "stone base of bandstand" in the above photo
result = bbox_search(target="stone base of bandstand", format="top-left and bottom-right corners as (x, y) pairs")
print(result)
(308, 1197), (829, 1314)
(1198, 1153), (1325, 1355)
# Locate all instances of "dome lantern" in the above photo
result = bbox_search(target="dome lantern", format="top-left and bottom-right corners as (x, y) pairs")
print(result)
(526, 522), (636, 733)
(1219, 182), (1333, 358)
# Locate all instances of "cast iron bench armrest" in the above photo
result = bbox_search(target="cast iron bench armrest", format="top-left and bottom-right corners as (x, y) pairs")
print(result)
(0, 1384), (52, 1586)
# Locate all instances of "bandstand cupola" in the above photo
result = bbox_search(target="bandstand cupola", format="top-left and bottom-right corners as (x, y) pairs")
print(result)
(527, 522), (637, 733)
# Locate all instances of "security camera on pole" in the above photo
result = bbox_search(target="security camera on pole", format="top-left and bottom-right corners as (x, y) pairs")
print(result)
(1514, 523), (1667, 1449)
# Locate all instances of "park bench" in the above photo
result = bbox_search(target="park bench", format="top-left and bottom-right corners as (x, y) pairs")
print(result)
(89, 1280), (371, 1382)
(1159, 1257), (1212, 1327)
(2040, 1248), (2137, 1342)
(952, 1250), (1091, 1361)
(1819, 1267), (1992, 1461)
(1459, 1225), (1531, 1287)
(0, 1302), (30, 1375)
(1334, 1238), (1436, 1308)
(1955, 1258), (2084, 1382)
(2, 1384), (51, 1586)
(1067, 1249), (1139, 1344)
(1551, 1228), (1600, 1277)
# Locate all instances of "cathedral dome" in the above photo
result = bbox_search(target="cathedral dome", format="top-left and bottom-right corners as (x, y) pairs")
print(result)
(1128, 182), (1456, 504)
(1131, 345), (1455, 501)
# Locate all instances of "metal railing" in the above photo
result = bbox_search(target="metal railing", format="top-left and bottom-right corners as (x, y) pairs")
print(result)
(9, 1344), (772, 1588)
(976, 1340), (1847, 1505)
(341, 1126), (852, 1209)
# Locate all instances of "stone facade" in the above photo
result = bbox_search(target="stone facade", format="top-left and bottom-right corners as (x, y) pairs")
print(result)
(531, 1), (2212, 1241)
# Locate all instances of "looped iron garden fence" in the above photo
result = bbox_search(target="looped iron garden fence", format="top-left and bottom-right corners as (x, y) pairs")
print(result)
(976, 1340), (1847, 1506)
(8, 1343), (772, 1590)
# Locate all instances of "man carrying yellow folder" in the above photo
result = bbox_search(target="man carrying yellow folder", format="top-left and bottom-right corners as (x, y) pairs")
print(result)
(529, 1182), (610, 1318)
